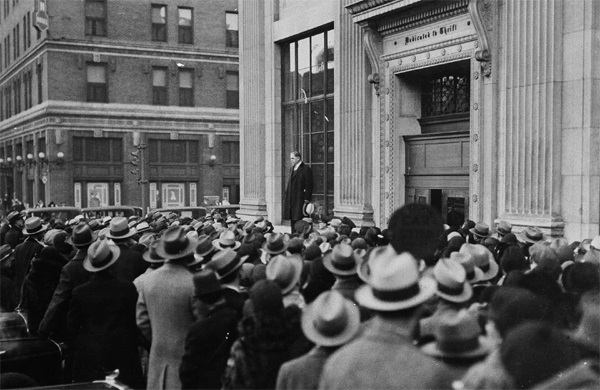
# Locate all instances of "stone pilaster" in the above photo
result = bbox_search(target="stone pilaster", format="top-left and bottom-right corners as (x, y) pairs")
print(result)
(333, 0), (375, 226)
(237, 0), (268, 221)
(497, 0), (565, 237)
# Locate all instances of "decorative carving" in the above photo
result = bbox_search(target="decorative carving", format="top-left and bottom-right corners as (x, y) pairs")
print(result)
(472, 194), (478, 202)
(441, 48), (446, 56)
(363, 27), (383, 95)
(473, 164), (479, 172)
(426, 52), (430, 59)
(473, 103), (478, 110)
(472, 133), (479, 142)
(474, 71), (479, 79)
(468, 0), (493, 76)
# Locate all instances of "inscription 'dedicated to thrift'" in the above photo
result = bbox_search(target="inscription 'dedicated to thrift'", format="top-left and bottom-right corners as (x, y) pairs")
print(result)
(405, 24), (458, 45)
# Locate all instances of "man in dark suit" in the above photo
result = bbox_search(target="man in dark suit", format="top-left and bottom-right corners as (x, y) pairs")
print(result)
(284, 151), (313, 234)
(4, 211), (24, 249)
(179, 269), (239, 389)
(105, 217), (148, 282)
(13, 217), (46, 306)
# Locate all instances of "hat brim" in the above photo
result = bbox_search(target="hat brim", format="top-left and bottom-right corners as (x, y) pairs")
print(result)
(105, 229), (137, 240)
(301, 299), (361, 347)
(323, 252), (360, 276)
(0, 251), (13, 262)
(355, 276), (437, 312)
(261, 241), (289, 255)
(357, 257), (371, 283)
(66, 231), (99, 247)
(421, 336), (495, 359)
(469, 228), (490, 238)
(278, 256), (303, 295)
(517, 231), (546, 244)
(212, 240), (241, 251)
(477, 255), (499, 281)
(435, 281), (473, 303)
(83, 243), (121, 272)
(23, 224), (49, 236)
(196, 246), (216, 257)
(142, 250), (165, 263)
(155, 237), (198, 260)
(466, 267), (486, 284)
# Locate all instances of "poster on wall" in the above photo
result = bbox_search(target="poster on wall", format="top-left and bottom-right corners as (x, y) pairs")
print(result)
(162, 183), (185, 207)
(87, 183), (109, 207)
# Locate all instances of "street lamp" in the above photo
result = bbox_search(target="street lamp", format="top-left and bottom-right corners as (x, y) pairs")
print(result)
(209, 155), (216, 167)
(26, 153), (35, 167)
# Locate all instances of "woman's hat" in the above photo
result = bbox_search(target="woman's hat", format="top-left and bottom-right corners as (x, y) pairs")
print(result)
(212, 230), (241, 251)
(355, 246), (436, 311)
(105, 217), (137, 239)
(155, 225), (198, 260)
(205, 248), (247, 278)
(518, 226), (546, 244)
(261, 233), (289, 255)
(421, 309), (494, 359)
(301, 290), (360, 347)
(266, 254), (303, 294)
(459, 243), (499, 281)
(449, 251), (485, 284)
(142, 240), (165, 263)
(432, 258), (473, 303)
(22, 217), (49, 236)
(303, 202), (315, 217)
(469, 222), (491, 238)
(323, 242), (360, 276)
(83, 239), (120, 272)
(66, 223), (98, 247)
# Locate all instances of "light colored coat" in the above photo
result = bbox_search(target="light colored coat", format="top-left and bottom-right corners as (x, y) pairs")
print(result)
(136, 261), (195, 390)
(277, 347), (334, 390)
(319, 316), (454, 390)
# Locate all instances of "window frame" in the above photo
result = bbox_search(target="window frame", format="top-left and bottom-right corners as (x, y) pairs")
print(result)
(151, 4), (167, 42)
(86, 63), (108, 103)
(85, 0), (107, 37)
(152, 66), (168, 105)
(177, 7), (193, 44)
(225, 71), (239, 109)
(178, 68), (194, 107)
(225, 11), (238, 48)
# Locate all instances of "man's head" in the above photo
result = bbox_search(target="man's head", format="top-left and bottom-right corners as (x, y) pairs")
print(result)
(290, 151), (301, 167)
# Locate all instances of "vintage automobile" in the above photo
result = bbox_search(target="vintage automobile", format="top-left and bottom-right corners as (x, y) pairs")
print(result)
(82, 206), (144, 220)
(151, 205), (239, 220)
(24, 207), (83, 223)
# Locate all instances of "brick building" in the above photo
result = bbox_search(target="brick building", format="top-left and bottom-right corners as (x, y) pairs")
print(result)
(0, 0), (240, 211)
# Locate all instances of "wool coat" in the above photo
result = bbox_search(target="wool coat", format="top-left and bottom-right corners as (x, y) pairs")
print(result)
(136, 261), (195, 390)
(12, 237), (44, 305)
(179, 303), (239, 390)
(67, 272), (144, 388)
(276, 347), (335, 390)
(319, 316), (455, 390)
(284, 162), (313, 221)
(4, 226), (23, 249)
(114, 243), (149, 283)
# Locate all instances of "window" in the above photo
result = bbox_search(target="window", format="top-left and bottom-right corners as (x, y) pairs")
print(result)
(151, 4), (166, 41)
(23, 72), (28, 110)
(26, 70), (32, 108)
(421, 67), (470, 118)
(178, 7), (192, 44)
(225, 12), (238, 48)
(13, 77), (20, 114)
(37, 62), (42, 103)
(87, 63), (107, 102)
(178, 69), (193, 107)
(152, 67), (167, 105)
(85, 0), (106, 36)
(222, 141), (239, 164)
(282, 29), (335, 216)
(5, 84), (11, 118)
(26, 11), (30, 48)
(73, 137), (122, 162)
(226, 71), (239, 109)
(148, 139), (197, 163)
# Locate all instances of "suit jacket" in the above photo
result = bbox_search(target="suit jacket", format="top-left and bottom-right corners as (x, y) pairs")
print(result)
(38, 250), (92, 339)
(276, 347), (334, 390)
(136, 261), (195, 390)
(114, 244), (149, 283)
(319, 316), (455, 390)
(12, 237), (44, 305)
(67, 273), (143, 388)
(5, 226), (24, 249)
(284, 162), (313, 221)
(179, 303), (239, 389)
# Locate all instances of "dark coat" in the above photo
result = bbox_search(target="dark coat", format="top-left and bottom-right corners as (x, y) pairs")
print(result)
(5, 226), (24, 249)
(222, 287), (248, 320)
(0, 222), (10, 246)
(12, 237), (44, 305)
(179, 303), (239, 389)
(67, 272), (144, 388)
(284, 162), (313, 221)
(114, 244), (149, 283)
(38, 250), (92, 339)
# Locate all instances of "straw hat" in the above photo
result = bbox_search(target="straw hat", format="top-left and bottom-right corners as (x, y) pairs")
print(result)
(323, 242), (361, 276)
(83, 239), (120, 272)
(432, 258), (473, 303)
(212, 230), (241, 251)
(261, 233), (289, 255)
(22, 217), (49, 236)
(518, 226), (546, 244)
(105, 217), (137, 239)
(469, 222), (491, 238)
(449, 251), (485, 284)
(265, 254), (303, 294)
(460, 243), (499, 281)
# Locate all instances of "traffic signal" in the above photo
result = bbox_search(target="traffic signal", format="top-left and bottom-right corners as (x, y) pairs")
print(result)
(130, 151), (139, 176)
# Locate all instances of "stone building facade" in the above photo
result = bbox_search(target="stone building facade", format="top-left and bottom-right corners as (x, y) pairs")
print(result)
(238, 0), (599, 241)
(0, 0), (240, 211)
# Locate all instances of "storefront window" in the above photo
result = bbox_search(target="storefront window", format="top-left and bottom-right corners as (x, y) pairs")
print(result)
(282, 28), (334, 216)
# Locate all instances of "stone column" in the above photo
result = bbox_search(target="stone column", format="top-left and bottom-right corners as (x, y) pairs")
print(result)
(333, 0), (375, 226)
(237, 0), (268, 221)
(497, 0), (565, 236)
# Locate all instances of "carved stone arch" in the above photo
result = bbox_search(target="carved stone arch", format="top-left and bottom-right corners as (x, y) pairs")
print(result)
(468, 0), (493, 76)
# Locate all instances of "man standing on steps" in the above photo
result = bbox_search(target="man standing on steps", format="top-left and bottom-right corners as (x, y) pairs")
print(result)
(284, 151), (313, 235)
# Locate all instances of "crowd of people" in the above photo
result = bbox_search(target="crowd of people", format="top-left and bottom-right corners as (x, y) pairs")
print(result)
(0, 203), (598, 389)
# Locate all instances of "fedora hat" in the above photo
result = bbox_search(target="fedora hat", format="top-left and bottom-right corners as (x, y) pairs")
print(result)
(7, 211), (22, 224)
(212, 230), (241, 251)
(303, 202), (315, 217)
(243, 221), (255, 234)
(265, 254), (303, 294)
(155, 226), (198, 260)
(518, 226), (546, 244)
(205, 248), (247, 279)
(341, 216), (356, 229)
(318, 227), (338, 242)
(66, 223), (98, 247)
(105, 217), (137, 239)
(469, 222), (491, 238)
(22, 217), (49, 236)
(330, 218), (342, 229)
(421, 309), (494, 359)
(135, 221), (152, 234)
(433, 258), (473, 303)
(355, 246), (436, 311)
(83, 239), (120, 272)
(323, 242), (360, 276)
(142, 240), (165, 263)
(193, 268), (223, 296)
(203, 224), (220, 241)
(459, 243), (499, 281)
(0, 244), (13, 261)
(261, 233), (289, 255)
(319, 241), (332, 255)
(357, 246), (388, 283)
(195, 235), (216, 258)
(301, 290), (360, 347)
(496, 220), (512, 236)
